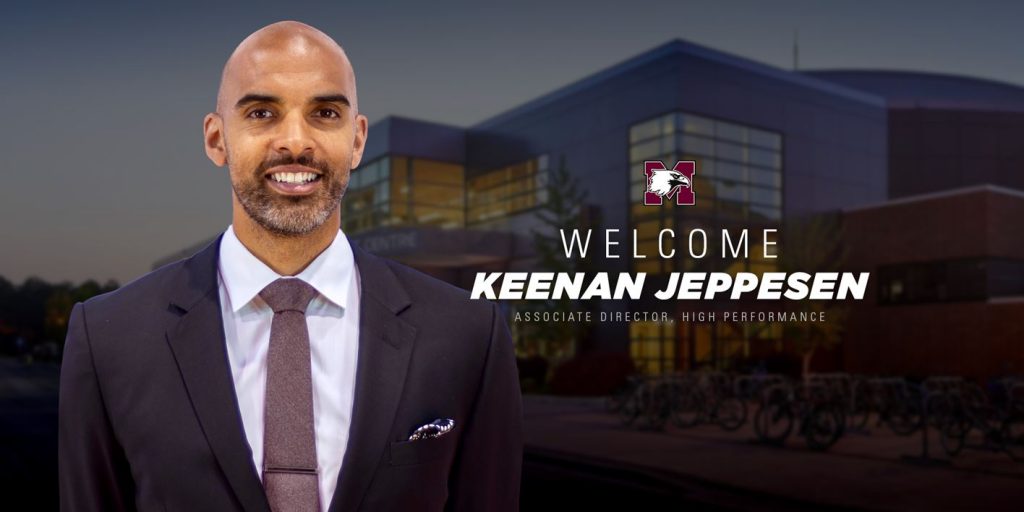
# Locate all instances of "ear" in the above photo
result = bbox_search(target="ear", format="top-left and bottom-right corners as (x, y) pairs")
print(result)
(350, 113), (369, 169)
(203, 113), (227, 167)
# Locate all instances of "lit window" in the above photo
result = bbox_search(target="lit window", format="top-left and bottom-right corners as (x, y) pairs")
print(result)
(467, 156), (549, 225)
(628, 112), (783, 272)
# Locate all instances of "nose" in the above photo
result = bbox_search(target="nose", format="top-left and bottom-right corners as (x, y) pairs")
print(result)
(272, 110), (315, 159)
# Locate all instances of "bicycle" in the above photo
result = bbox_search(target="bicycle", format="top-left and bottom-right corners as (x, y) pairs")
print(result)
(753, 381), (845, 451)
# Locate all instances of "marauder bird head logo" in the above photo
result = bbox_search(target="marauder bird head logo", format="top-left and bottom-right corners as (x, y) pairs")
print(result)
(644, 160), (696, 205)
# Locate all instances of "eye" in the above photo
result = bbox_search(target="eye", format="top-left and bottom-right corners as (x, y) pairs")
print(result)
(247, 108), (273, 120)
(316, 108), (340, 119)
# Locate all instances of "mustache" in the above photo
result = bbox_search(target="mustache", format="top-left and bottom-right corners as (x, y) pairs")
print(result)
(256, 154), (334, 176)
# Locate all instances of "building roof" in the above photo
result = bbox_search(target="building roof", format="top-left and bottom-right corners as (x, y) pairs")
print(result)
(807, 70), (1024, 112)
(473, 39), (885, 129)
(842, 183), (1024, 214)
(362, 115), (466, 163)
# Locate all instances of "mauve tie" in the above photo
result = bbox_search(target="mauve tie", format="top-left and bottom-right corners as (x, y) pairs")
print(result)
(259, 278), (321, 512)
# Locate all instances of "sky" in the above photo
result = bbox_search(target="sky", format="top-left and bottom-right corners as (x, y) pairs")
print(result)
(2, 0), (1023, 285)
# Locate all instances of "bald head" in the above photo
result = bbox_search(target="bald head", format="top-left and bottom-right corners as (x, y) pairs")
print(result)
(202, 19), (369, 240)
(216, 21), (358, 115)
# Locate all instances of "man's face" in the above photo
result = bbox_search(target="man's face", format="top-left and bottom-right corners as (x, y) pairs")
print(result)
(205, 31), (367, 236)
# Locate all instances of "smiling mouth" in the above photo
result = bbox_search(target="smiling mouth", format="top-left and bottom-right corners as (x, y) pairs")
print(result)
(264, 168), (323, 195)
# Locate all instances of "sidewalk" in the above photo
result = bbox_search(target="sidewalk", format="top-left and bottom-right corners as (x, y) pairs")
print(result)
(4, 363), (1022, 510)
(522, 394), (1024, 511)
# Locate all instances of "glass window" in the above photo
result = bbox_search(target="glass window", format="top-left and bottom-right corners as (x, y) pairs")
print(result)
(413, 205), (463, 228)
(715, 140), (746, 162)
(535, 171), (548, 189)
(537, 154), (550, 171)
(749, 128), (782, 150)
(628, 112), (783, 274)
(750, 205), (781, 221)
(715, 121), (747, 143)
(630, 182), (643, 202)
(716, 162), (745, 182)
(413, 160), (463, 185)
(691, 176), (716, 201)
(696, 159), (716, 179)
(364, 161), (380, 183)
(748, 167), (780, 187)
(391, 157), (407, 181)
(749, 186), (781, 207)
(413, 184), (463, 208)
(660, 114), (675, 135)
(630, 139), (662, 163)
(467, 155), (549, 224)
(345, 157), (391, 233)
(344, 155), (464, 233)
(391, 197), (407, 218)
(635, 219), (662, 239)
(634, 240), (660, 258)
(749, 148), (781, 169)
(717, 200), (747, 220)
(678, 113), (714, 136)
(879, 259), (997, 305)
(714, 180), (746, 202)
(630, 320), (677, 375)
(989, 259), (1024, 297)
(678, 134), (715, 157)
(630, 119), (661, 144)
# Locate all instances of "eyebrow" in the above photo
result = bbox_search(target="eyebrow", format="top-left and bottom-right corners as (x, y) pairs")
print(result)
(234, 93), (279, 109)
(234, 93), (351, 110)
(313, 94), (351, 107)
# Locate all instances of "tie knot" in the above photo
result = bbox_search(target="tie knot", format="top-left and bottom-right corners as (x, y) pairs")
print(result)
(258, 278), (319, 314)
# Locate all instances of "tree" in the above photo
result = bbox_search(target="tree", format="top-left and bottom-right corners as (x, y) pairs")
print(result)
(44, 285), (75, 343)
(520, 155), (600, 360)
(0, 274), (120, 355)
(777, 212), (850, 379)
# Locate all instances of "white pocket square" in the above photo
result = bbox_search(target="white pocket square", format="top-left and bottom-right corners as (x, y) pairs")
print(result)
(407, 418), (455, 441)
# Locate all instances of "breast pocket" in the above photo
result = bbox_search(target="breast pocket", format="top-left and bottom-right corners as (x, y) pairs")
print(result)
(388, 429), (459, 466)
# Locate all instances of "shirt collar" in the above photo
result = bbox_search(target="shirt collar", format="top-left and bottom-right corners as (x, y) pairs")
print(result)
(217, 224), (355, 313)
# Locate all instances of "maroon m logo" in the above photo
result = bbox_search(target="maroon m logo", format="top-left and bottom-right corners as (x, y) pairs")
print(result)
(644, 160), (696, 205)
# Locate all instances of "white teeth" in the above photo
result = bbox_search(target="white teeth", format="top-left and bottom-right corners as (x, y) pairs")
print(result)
(270, 171), (318, 184)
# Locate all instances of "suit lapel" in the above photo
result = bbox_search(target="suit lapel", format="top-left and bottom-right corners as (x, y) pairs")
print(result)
(164, 234), (271, 512)
(328, 241), (417, 512)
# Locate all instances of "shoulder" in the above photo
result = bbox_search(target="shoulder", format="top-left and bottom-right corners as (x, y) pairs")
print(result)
(78, 256), (192, 329)
(83, 257), (188, 311)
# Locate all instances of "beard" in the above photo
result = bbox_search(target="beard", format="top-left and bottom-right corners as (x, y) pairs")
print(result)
(229, 151), (348, 237)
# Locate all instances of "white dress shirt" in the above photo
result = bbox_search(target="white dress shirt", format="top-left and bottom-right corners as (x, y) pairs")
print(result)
(216, 224), (361, 510)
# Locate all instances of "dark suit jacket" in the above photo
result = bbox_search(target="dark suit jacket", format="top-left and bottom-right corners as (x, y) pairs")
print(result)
(58, 233), (523, 511)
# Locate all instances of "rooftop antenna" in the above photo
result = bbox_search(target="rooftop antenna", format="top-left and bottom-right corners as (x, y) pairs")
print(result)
(793, 28), (800, 71)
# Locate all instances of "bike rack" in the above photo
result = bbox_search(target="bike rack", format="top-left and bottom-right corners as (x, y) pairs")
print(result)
(901, 391), (951, 467)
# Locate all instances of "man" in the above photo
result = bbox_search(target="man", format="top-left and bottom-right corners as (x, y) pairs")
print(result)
(58, 21), (523, 512)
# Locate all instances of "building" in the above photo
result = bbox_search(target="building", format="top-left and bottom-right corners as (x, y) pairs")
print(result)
(345, 39), (888, 370)
(156, 39), (1024, 381)
(809, 70), (1024, 199)
(808, 70), (1024, 381)
(839, 185), (1024, 380)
